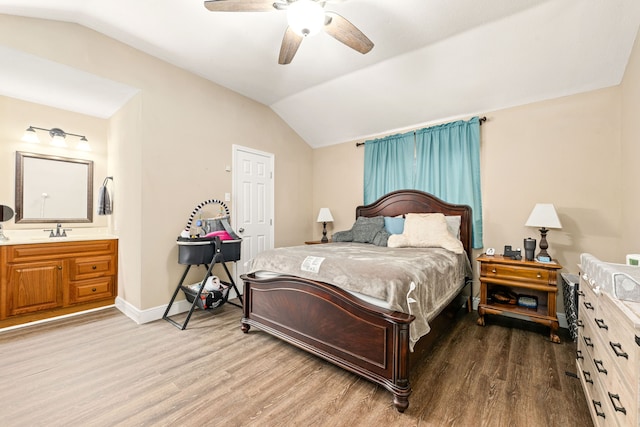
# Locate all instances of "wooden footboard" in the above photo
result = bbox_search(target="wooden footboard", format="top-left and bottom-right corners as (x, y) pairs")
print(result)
(240, 273), (415, 412)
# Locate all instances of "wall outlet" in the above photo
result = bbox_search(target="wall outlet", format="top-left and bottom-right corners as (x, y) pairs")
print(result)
(224, 193), (231, 202)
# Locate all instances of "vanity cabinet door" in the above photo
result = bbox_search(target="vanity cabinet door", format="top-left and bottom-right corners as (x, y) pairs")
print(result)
(6, 261), (63, 316)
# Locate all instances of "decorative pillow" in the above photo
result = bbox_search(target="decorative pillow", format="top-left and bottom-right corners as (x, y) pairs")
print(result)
(384, 216), (405, 235)
(445, 215), (461, 239)
(332, 216), (389, 246)
(352, 216), (385, 243)
(387, 213), (464, 254)
(333, 230), (353, 242)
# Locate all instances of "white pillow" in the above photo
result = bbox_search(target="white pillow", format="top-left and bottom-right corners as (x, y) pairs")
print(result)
(387, 213), (464, 254)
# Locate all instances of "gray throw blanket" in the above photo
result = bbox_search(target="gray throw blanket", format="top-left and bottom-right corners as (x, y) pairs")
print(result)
(247, 242), (472, 350)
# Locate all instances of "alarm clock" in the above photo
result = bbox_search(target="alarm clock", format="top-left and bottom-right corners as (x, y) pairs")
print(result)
(486, 248), (495, 256)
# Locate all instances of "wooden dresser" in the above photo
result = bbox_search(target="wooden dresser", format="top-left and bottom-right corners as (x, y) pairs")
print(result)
(0, 239), (117, 327)
(577, 271), (640, 426)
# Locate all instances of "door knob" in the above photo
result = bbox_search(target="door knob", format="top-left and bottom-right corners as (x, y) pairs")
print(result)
(238, 228), (245, 233)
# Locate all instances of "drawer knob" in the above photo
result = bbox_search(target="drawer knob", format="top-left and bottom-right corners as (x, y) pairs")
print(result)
(609, 342), (628, 359)
(577, 320), (584, 328)
(583, 302), (594, 311)
(576, 350), (584, 360)
(92, 265), (97, 270)
(583, 370), (593, 384)
(592, 400), (605, 418)
(594, 318), (608, 330)
(608, 393), (627, 415)
(536, 273), (542, 278)
(92, 288), (97, 292)
(577, 290), (585, 297)
(583, 336), (594, 348)
(491, 268), (497, 274)
(594, 359), (607, 374)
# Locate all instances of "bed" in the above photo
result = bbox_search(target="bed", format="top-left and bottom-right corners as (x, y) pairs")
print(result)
(239, 190), (473, 412)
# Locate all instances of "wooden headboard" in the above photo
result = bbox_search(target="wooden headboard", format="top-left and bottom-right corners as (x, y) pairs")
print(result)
(356, 190), (473, 263)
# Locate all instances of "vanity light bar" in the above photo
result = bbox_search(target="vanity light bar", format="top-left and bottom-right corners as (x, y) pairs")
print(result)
(22, 126), (91, 151)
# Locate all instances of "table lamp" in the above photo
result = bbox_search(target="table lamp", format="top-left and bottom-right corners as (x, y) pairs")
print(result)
(525, 203), (562, 261)
(317, 208), (334, 243)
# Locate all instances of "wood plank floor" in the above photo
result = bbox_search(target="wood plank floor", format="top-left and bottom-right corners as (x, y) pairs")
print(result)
(0, 304), (592, 426)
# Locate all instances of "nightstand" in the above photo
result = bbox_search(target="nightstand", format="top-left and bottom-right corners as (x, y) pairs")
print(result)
(477, 254), (563, 343)
(304, 240), (331, 245)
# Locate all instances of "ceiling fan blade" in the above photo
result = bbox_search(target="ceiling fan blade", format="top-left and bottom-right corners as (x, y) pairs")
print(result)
(204, 0), (277, 12)
(324, 12), (374, 54)
(279, 27), (304, 65)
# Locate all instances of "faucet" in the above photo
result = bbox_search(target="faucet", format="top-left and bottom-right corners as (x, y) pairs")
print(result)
(43, 224), (71, 238)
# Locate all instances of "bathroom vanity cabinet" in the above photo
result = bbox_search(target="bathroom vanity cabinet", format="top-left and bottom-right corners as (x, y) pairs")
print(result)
(0, 239), (117, 327)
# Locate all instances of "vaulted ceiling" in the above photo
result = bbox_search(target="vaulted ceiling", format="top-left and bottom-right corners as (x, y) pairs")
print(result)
(0, 0), (639, 147)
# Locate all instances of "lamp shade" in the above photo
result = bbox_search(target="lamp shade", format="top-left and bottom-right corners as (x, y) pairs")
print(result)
(22, 127), (40, 143)
(525, 204), (562, 229)
(317, 208), (334, 223)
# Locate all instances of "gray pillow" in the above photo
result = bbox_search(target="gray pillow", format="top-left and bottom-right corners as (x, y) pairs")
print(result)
(333, 230), (353, 242)
(352, 216), (385, 244)
(372, 228), (390, 246)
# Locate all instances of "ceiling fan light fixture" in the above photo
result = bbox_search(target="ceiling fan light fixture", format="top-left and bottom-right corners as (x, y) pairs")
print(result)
(287, 0), (325, 37)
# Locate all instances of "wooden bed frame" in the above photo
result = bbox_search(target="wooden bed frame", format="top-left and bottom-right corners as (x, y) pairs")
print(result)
(240, 190), (473, 412)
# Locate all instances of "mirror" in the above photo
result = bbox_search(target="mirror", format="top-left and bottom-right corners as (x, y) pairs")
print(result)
(15, 152), (93, 223)
(0, 205), (13, 241)
(1, 205), (14, 222)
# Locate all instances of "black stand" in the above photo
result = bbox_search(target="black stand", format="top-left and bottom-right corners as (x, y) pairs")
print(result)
(163, 239), (243, 330)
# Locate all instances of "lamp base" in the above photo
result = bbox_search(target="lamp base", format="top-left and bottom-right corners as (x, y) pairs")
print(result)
(321, 222), (328, 243)
(536, 227), (551, 260)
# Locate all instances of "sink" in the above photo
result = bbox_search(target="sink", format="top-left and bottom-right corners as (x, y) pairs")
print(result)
(0, 231), (117, 245)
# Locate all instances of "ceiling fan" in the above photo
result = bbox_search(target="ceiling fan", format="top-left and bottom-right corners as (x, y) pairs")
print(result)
(203, 0), (374, 64)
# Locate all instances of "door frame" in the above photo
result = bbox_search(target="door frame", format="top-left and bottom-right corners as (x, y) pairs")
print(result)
(231, 144), (275, 286)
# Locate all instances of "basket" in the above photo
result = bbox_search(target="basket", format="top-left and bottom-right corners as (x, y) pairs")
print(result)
(182, 282), (229, 310)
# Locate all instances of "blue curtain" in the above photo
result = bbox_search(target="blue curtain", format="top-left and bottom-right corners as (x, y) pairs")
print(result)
(362, 117), (483, 248)
(415, 117), (483, 248)
(363, 132), (414, 204)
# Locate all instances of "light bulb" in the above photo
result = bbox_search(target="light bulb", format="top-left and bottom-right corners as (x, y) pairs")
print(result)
(50, 134), (67, 147)
(22, 127), (40, 143)
(76, 137), (91, 151)
(287, 0), (325, 37)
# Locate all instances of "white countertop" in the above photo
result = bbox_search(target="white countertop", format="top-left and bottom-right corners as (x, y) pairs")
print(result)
(0, 228), (117, 245)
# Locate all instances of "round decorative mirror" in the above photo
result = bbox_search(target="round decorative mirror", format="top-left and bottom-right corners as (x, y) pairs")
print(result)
(0, 204), (14, 241)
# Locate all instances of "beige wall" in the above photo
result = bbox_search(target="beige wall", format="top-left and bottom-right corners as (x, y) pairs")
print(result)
(0, 96), (110, 230)
(2, 13), (637, 318)
(621, 27), (640, 255)
(313, 84), (632, 316)
(0, 15), (313, 311)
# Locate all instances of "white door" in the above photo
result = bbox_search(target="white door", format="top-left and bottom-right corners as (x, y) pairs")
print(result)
(231, 145), (274, 295)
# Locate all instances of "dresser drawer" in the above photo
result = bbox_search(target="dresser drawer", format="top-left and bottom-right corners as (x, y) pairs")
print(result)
(578, 355), (610, 425)
(598, 292), (639, 389)
(481, 262), (551, 284)
(579, 276), (599, 317)
(70, 255), (116, 280)
(69, 277), (114, 303)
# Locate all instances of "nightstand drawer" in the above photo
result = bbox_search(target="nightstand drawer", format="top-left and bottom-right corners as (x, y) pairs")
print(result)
(481, 262), (551, 284)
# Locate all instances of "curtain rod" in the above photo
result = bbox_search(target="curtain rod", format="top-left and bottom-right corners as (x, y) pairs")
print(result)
(355, 116), (487, 147)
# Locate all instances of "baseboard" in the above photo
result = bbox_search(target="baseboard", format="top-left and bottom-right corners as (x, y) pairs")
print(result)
(471, 297), (569, 329)
(115, 296), (191, 325)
